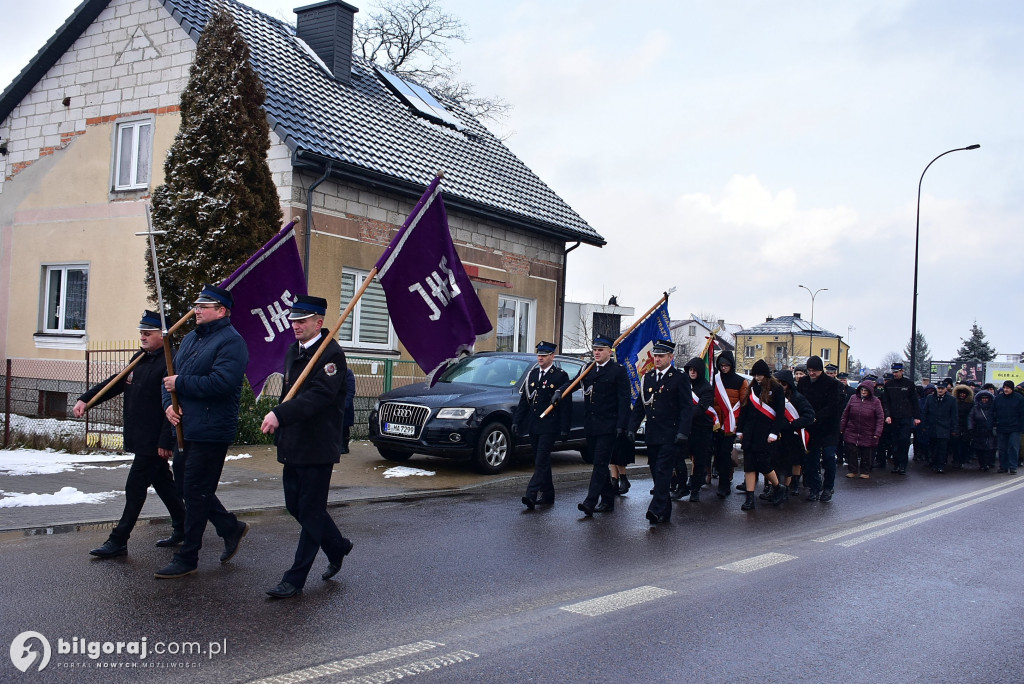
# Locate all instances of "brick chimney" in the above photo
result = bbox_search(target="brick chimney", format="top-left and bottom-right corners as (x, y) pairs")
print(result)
(295, 1), (358, 83)
(793, 313), (801, 319)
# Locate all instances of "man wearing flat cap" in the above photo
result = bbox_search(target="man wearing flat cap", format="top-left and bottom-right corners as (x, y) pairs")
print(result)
(73, 310), (185, 558)
(515, 340), (572, 509)
(628, 339), (693, 524)
(260, 295), (353, 598)
(156, 284), (249, 579)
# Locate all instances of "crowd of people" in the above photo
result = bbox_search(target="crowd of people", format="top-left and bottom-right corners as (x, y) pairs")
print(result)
(517, 338), (1024, 522)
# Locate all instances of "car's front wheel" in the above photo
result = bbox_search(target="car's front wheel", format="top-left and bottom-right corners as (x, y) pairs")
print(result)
(474, 422), (511, 474)
(377, 447), (413, 462)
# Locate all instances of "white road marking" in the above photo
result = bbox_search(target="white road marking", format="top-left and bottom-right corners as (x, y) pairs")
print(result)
(338, 651), (480, 684)
(838, 479), (1024, 547)
(561, 586), (676, 616)
(249, 640), (445, 684)
(716, 552), (797, 574)
(814, 478), (1023, 543)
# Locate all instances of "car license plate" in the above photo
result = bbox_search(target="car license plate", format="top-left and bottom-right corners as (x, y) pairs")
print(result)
(384, 422), (415, 437)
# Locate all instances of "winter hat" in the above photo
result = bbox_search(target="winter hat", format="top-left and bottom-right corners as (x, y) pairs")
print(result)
(1004, 380), (1016, 390)
(751, 359), (772, 377)
(806, 356), (824, 372)
(775, 369), (795, 388)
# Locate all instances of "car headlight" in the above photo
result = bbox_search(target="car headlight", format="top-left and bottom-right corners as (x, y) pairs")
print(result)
(435, 407), (475, 420)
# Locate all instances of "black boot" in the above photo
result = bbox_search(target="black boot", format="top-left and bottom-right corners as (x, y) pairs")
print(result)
(688, 484), (701, 502)
(610, 477), (620, 495)
(788, 475), (800, 497)
(618, 474), (631, 495)
(741, 492), (755, 511)
(770, 483), (788, 505)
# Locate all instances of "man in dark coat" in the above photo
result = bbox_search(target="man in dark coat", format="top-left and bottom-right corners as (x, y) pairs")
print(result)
(629, 340), (693, 524)
(577, 335), (630, 516)
(680, 356), (715, 502)
(515, 341), (572, 509)
(74, 310), (185, 558)
(260, 295), (353, 598)
(922, 380), (959, 473)
(993, 380), (1024, 473)
(797, 355), (841, 502)
(881, 362), (921, 474)
(156, 284), (249, 579)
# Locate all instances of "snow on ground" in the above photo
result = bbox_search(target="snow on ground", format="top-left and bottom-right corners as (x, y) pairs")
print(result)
(226, 453), (252, 461)
(0, 486), (122, 507)
(382, 466), (435, 478)
(0, 449), (133, 476)
(6, 414), (121, 436)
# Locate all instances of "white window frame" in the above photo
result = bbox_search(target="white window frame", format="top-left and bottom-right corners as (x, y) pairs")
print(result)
(744, 345), (756, 359)
(40, 263), (89, 335)
(496, 295), (536, 353)
(821, 348), (832, 362)
(338, 268), (395, 351)
(113, 116), (154, 191)
(688, 325), (697, 336)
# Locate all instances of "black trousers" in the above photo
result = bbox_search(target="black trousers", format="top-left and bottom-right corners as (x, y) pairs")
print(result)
(931, 437), (950, 469)
(687, 426), (713, 490)
(108, 450), (184, 545)
(582, 434), (616, 507)
(525, 433), (557, 501)
(282, 463), (349, 588)
(647, 442), (677, 520)
(172, 441), (239, 567)
(713, 432), (737, 493)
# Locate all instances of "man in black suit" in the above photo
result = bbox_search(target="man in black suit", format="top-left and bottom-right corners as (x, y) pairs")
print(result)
(74, 310), (185, 558)
(629, 340), (693, 524)
(577, 335), (631, 516)
(515, 341), (572, 509)
(260, 295), (353, 598)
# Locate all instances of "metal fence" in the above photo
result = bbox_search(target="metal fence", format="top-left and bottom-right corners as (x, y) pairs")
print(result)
(3, 347), (426, 446)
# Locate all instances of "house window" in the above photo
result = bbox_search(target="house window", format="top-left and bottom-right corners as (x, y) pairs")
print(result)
(821, 348), (832, 362)
(114, 118), (153, 190)
(339, 269), (394, 350)
(745, 346), (756, 359)
(496, 296), (534, 352)
(775, 344), (787, 359)
(42, 264), (88, 334)
(689, 325), (696, 336)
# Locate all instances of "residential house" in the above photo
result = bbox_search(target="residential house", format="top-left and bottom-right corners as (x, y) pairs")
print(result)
(669, 314), (740, 360)
(0, 0), (604, 412)
(735, 313), (849, 375)
(561, 299), (635, 357)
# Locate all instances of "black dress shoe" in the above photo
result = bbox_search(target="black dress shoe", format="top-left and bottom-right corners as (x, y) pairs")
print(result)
(645, 511), (667, 525)
(521, 495), (536, 510)
(266, 581), (301, 599)
(154, 559), (197, 579)
(155, 531), (184, 548)
(805, 490), (820, 502)
(322, 538), (354, 580)
(577, 502), (595, 517)
(819, 489), (833, 503)
(617, 476), (631, 495)
(89, 540), (127, 558)
(220, 521), (249, 563)
(594, 502), (614, 513)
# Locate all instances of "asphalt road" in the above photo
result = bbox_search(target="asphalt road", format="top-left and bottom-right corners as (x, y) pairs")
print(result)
(2, 466), (1023, 683)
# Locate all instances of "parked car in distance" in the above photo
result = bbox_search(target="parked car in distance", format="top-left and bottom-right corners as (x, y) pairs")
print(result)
(368, 352), (590, 474)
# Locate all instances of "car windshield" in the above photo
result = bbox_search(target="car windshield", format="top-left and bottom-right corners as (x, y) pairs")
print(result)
(437, 356), (532, 387)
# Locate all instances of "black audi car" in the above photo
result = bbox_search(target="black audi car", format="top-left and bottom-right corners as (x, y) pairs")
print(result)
(368, 352), (590, 473)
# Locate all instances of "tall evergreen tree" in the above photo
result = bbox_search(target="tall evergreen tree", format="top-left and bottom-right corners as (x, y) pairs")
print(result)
(904, 330), (933, 382)
(147, 7), (282, 320)
(955, 321), (997, 364)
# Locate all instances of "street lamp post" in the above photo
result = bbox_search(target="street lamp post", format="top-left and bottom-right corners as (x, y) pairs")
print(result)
(798, 285), (827, 361)
(910, 144), (980, 382)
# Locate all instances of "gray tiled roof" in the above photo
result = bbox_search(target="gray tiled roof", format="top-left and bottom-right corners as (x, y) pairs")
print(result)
(737, 315), (840, 339)
(162, 0), (603, 245)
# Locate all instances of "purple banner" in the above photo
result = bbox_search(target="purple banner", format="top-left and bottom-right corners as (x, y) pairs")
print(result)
(221, 221), (307, 398)
(375, 177), (493, 383)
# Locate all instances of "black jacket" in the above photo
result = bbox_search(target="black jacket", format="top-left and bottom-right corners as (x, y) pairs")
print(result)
(78, 349), (173, 454)
(629, 365), (693, 444)
(582, 360), (630, 436)
(798, 373), (842, 447)
(685, 357), (715, 431)
(272, 334), (348, 465)
(738, 380), (787, 451)
(922, 392), (958, 439)
(882, 376), (921, 421)
(514, 364), (572, 436)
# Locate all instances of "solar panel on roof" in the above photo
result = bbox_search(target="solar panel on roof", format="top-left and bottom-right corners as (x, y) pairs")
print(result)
(376, 68), (465, 131)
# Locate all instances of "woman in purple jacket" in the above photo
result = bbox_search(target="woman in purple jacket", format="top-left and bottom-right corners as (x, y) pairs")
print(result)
(841, 379), (885, 478)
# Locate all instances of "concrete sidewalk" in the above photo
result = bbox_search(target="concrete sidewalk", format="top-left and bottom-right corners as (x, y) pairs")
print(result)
(0, 441), (648, 536)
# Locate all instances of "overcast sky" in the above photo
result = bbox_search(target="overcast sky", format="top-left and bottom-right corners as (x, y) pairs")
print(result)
(3, 0), (1021, 368)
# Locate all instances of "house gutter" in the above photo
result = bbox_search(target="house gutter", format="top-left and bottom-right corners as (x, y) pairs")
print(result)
(303, 161), (333, 283)
(558, 241), (581, 351)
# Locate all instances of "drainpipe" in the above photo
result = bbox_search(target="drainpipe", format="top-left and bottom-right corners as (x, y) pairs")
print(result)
(304, 163), (333, 283)
(558, 241), (581, 351)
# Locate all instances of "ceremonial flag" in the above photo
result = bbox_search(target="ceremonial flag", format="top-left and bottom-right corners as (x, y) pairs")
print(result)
(221, 221), (307, 398)
(374, 176), (493, 383)
(615, 300), (672, 404)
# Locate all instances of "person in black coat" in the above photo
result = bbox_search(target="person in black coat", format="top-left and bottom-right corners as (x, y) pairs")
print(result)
(73, 310), (185, 558)
(628, 340), (693, 524)
(260, 295), (353, 598)
(736, 360), (789, 510)
(922, 380), (959, 473)
(515, 341), (572, 509)
(773, 369), (815, 497)
(679, 356), (715, 503)
(577, 335), (631, 516)
(881, 362), (921, 474)
(797, 355), (842, 502)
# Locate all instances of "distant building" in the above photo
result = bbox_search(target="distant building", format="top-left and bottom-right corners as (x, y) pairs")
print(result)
(669, 315), (740, 359)
(735, 313), (849, 374)
(561, 300), (635, 356)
